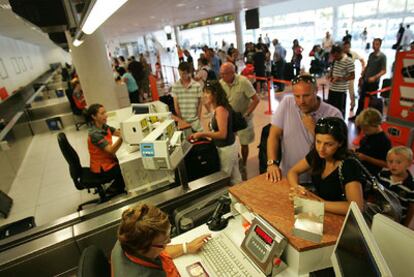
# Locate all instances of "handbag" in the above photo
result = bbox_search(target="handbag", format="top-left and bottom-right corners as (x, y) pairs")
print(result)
(231, 108), (247, 132)
(338, 156), (402, 225)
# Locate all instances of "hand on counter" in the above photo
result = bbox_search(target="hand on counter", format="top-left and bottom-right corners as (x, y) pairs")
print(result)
(289, 185), (308, 201)
(266, 164), (282, 183)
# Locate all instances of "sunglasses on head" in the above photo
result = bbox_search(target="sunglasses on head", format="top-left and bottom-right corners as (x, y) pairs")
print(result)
(291, 75), (316, 85)
(315, 118), (341, 134)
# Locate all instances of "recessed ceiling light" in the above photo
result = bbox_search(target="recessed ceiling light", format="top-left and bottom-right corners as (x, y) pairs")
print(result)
(176, 3), (185, 7)
(150, 15), (155, 19)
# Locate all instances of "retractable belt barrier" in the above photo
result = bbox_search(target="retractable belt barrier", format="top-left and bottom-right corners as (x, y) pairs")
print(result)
(363, 86), (391, 109)
(246, 75), (292, 114)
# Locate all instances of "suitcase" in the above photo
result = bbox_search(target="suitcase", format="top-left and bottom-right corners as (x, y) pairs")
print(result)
(184, 141), (220, 182)
(173, 188), (229, 234)
(0, 190), (13, 218)
(0, 216), (36, 240)
(159, 94), (176, 115)
(283, 62), (294, 81)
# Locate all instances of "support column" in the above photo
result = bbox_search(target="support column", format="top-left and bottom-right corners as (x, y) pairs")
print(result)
(234, 11), (244, 53)
(332, 6), (338, 41)
(66, 30), (120, 111)
(174, 26), (181, 46)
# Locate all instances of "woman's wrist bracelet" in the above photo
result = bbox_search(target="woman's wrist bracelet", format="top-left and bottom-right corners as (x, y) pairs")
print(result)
(182, 242), (187, 254)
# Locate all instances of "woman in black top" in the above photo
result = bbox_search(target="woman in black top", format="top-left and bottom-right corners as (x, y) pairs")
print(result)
(191, 80), (241, 184)
(288, 117), (364, 215)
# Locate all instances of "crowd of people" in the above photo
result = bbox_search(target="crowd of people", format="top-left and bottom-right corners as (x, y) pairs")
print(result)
(101, 29), (414, 276)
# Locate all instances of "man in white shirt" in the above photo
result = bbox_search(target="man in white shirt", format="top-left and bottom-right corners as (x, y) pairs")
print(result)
(343, 41), (365, 111)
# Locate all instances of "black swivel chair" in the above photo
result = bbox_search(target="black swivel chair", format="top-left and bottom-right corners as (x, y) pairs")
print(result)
(57, 132), (114, 211)
(77, 245), (111, 277)
(65, 87), (87, 131)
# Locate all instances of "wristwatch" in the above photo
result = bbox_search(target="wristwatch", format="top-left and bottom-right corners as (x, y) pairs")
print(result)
(267, 159), (279, 166)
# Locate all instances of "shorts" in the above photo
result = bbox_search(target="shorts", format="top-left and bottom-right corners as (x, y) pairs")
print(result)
(237, 118), (254, 145)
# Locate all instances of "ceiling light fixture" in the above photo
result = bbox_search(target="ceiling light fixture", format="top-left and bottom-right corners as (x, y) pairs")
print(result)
(73, 39), (84, 47)
(73, 32), (85, 47)
(164, 25), (172, 33)
(82, 0), (128, 35)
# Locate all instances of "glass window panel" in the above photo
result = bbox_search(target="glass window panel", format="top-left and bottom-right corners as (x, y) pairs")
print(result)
(354, 1), (378, 17)
(338, 4), (354, 19)
(379, 0), (406, 13)
(260, 16), (273, 28)
(408, 0), (414, 12)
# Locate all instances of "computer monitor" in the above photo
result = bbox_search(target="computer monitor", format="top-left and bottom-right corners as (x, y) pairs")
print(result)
(131, 103), (150, 114)
(331, 202), (392, 277)
(131, 101), (169, 115)
(372, 214), (414, 277)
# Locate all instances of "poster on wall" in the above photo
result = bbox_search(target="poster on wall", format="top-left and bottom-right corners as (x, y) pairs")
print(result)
(0, 58), (8, 79)
(11, 57), (21, 74)
(18, 57), (27, 72)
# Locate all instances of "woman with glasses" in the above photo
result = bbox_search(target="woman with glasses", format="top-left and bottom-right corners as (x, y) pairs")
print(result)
(287, 117), (364, 215)
(190, 80), (242, 184)
(111, 203), (210, 276)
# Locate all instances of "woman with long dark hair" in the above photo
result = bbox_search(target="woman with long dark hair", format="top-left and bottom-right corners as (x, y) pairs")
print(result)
(190, 80), (241, 184)
(291, 39), (303, 76)
(85, 104), (125, 194)
(287, 117), (364, 215)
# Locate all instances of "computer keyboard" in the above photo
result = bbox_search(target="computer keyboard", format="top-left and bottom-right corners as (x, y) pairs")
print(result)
(200, 233), (263, 277)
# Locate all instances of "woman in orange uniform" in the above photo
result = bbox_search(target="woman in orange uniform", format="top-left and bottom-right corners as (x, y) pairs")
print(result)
(111, 203), (210, 276)
(86, 104), (125, 194)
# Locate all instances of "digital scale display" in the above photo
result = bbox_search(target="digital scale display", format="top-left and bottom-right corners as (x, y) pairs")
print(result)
(254, 226), (274, 245)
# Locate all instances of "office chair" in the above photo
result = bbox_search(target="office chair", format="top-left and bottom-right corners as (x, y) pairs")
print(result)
(65, 87), (87, 131)
(77, 245), (110, 277)
(57, 132), (114, 211)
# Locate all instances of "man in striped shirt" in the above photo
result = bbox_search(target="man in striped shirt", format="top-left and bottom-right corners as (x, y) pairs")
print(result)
(328, 44), (355, 117)
(172, 62), (203, 134)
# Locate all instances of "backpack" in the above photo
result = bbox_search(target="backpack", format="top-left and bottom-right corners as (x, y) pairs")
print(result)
(203, 68), (217, 81)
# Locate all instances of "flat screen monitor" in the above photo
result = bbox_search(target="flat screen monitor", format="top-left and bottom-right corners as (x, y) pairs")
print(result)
(131, 103), (150, 114)
(331, 202), (392, 277)
(372, 214), (414, 277)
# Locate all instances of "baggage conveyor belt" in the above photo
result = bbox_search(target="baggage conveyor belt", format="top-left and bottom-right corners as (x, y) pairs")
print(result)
(0, 172), (229, 276)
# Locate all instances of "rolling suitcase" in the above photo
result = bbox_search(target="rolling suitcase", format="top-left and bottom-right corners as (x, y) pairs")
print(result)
(184, 141), (220, 182)
(283, 62), (294, 81)
(173, 188), (229, 234)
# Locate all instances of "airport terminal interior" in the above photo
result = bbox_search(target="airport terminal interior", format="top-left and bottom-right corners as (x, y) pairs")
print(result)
(0, 0), (414, 276)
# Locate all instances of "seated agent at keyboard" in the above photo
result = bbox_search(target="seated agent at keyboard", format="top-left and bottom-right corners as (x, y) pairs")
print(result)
(111, 203), (211, 277)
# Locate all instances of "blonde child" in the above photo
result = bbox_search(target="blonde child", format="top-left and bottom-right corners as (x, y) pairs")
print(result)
(355, 108), (392, 175)
(378, 146), (414, 228)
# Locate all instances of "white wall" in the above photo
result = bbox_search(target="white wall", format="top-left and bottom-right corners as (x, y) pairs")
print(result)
(0, 35), (71, 94)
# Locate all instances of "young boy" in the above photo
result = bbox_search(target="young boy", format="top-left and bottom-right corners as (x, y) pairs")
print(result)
(355, 108), (392, 176)
(378, 146), (414, 228)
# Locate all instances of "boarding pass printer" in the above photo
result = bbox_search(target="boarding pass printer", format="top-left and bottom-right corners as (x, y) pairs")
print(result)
(120, 112), (172, 145)
(140, 119), (188, 170)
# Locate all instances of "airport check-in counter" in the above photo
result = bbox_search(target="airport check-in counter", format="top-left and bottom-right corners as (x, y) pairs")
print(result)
(0, 172), (230, 276)
(0, 68), (59, 194)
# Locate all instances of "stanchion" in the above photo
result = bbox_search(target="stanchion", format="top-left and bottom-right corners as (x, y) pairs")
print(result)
(265, 77), (272, 115)
(246, 75), (291, 115)
(363, 86), (391, 109)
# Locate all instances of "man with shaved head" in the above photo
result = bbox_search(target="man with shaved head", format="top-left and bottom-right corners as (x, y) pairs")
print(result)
(220, 62), (260, 180)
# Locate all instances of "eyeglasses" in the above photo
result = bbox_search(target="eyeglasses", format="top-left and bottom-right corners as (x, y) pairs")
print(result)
(291, 75), (316, 85)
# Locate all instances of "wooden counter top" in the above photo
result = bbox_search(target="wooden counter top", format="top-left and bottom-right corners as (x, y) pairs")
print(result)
(229, 174), (344, 252)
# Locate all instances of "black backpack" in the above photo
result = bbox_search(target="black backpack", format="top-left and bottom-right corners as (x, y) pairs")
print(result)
(203, 68), (217, 81)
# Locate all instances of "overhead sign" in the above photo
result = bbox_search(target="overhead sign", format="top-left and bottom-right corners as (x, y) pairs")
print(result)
(179, 14), (234, 31)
